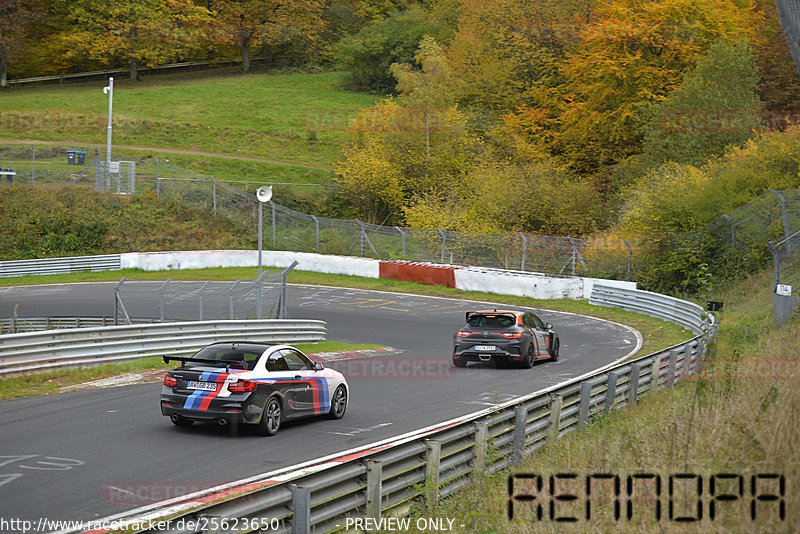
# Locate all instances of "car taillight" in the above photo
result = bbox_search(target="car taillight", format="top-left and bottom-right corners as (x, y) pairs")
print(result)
(497, 332), (523, 339)
(456, 331), (474, 337)
(228, 379), (257, 392)
(163, 374), (177, 387)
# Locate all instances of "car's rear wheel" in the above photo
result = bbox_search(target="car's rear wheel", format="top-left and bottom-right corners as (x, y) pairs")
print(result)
(170, 414), (194, 427)
(551, 339), (560, 361)
(328, 385), (348, 419)
(258, 397), (282, 436)
(521, 343), (535, 369)
(453, 354), (467, 368)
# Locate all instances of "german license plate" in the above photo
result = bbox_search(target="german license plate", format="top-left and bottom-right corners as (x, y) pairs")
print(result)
(474, 345), (496, 351)
(187, 381), (217, 391)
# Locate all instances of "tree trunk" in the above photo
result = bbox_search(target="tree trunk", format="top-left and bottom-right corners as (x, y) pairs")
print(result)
(241, 41), (251, 72)
(129, 26), (138, 81)
(0, 44), (7, 88)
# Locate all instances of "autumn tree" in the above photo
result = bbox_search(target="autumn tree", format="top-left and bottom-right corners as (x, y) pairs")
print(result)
(0, 0), (41, 86)
(641, 39), (763, 168)
(39, 0), (211, 80)
(208, 0), (325, 72)
(544, 0), (763, 173)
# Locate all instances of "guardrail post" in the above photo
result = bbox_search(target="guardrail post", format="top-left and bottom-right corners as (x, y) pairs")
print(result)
(651, 354), (663, 392)
(683, 342), (695, 379)
(366, 459), (382, 521)
(424, 439), (441, 507)
(629, 364), (641, 407)
(667, 349), (679, 387)
(694, 338), (707, 376)
(578, 382), (592, 429)
(512, 405), (527, 465)
(548, 394), (563, 444)
(290, 484), (311, 534)
(605, 372), (618, 414)
(473, 422), (489, 474)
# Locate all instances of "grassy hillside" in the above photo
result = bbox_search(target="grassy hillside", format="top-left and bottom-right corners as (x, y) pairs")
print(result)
(0, 185), (254, 260)
(0, 70), (383, 170)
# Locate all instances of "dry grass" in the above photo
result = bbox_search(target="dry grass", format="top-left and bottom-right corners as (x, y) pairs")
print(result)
(404, 268), (799, 533)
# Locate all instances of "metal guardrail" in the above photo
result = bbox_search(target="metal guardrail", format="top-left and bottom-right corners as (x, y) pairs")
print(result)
(0, 316), (124, 333)
(0, 254), (121, 278)
(589, 285), (710, 334)
(0, 319), (327, 375)
(79, 284), (715, 534)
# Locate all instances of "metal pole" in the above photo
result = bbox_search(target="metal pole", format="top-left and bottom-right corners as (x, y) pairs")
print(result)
(271, 201), (276, 248)
(424, 439), (441, 507)
(212, 176), (217, 217)
(290, 485), (311, 534)
(548, 394), (563, 444)
(155, 157), (160, 196)
(31, 144), (35, 184)
(103, 77), (114, 191)
(438, 228), (446, 263)
(519, 232), (528, 271)
(395, 226), (406, 257)
(512, 405), (527, 465)
(258, 202), (263, 276)
(770, 189), (791, 241)
(311, 215), (319, 253)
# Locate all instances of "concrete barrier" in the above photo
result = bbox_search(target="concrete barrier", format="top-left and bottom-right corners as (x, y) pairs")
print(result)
(378, 261), (459, 287)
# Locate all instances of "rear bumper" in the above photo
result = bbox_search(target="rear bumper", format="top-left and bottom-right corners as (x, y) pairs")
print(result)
(453, 341), (524, 363)
(160, 390), (265, 424)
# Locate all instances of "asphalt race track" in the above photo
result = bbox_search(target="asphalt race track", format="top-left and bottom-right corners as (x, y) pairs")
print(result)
(0, 282), (640, 525)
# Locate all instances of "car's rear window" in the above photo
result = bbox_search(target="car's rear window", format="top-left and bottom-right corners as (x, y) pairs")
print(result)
(467, 314), (515, 328)
(188, 345), (266, 370)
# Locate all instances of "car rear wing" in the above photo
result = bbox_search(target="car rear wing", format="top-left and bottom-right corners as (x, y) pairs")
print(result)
(163, 355), (245, 373)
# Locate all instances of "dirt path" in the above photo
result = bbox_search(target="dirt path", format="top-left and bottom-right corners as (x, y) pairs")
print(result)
(0, 138), (332, 171)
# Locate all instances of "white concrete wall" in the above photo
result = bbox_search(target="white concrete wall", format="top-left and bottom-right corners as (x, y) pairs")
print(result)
(454, 267), (636, 300)
(119, 250), (634, 299)
(121, 250), (381, 279)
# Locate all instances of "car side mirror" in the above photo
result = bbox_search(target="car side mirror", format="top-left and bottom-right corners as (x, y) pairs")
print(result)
(545, 323), (553, 330)
(314, 362), (324, 371)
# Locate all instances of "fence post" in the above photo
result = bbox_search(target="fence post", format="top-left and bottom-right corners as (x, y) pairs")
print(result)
(473, 421), (489, 474)
(271, 201), (276, 248)
(424, 439), (441, 507)
(211, 176), (217, 217)
(629, 364), (641, 407)
(198, 281), (210, 321)
(770, 189), (791, 241)
(229, 279), (240, 320)
(548, 394), (563, 444)
(519, 232), (528, 271)
(366, 459), (382, 521)
(667, 349), (679, 387)
(159, 279), (170, 322)
(651, 354), (663, 392)
(605, 372), (618, 414)
(311, 215), (320, 253)
(437, 229), (446, 263)
(622, 239), (633, 280)
(512, 405), (527, 465)
(578, 381), (592, 429)
(290, 485), (311, 534)
(395, 226), (406, 257)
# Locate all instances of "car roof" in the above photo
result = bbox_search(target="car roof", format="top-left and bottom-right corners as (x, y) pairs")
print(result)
(470, 310), (522, 316)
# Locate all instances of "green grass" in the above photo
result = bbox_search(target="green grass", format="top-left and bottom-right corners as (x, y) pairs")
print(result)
(0, 70), (383, 169)
(0, 340), (383, 400)
(0, 266), (691, 356)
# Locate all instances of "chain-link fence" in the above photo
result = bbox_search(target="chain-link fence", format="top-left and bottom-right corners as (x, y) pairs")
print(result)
(113, 264), (295, 325)
(2, 143), (641, 280)
(769, 228), (800, 294)
(706, 189), (800, 248)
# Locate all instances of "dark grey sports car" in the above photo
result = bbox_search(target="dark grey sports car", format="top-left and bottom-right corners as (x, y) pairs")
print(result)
(452, 310), (559, 368)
